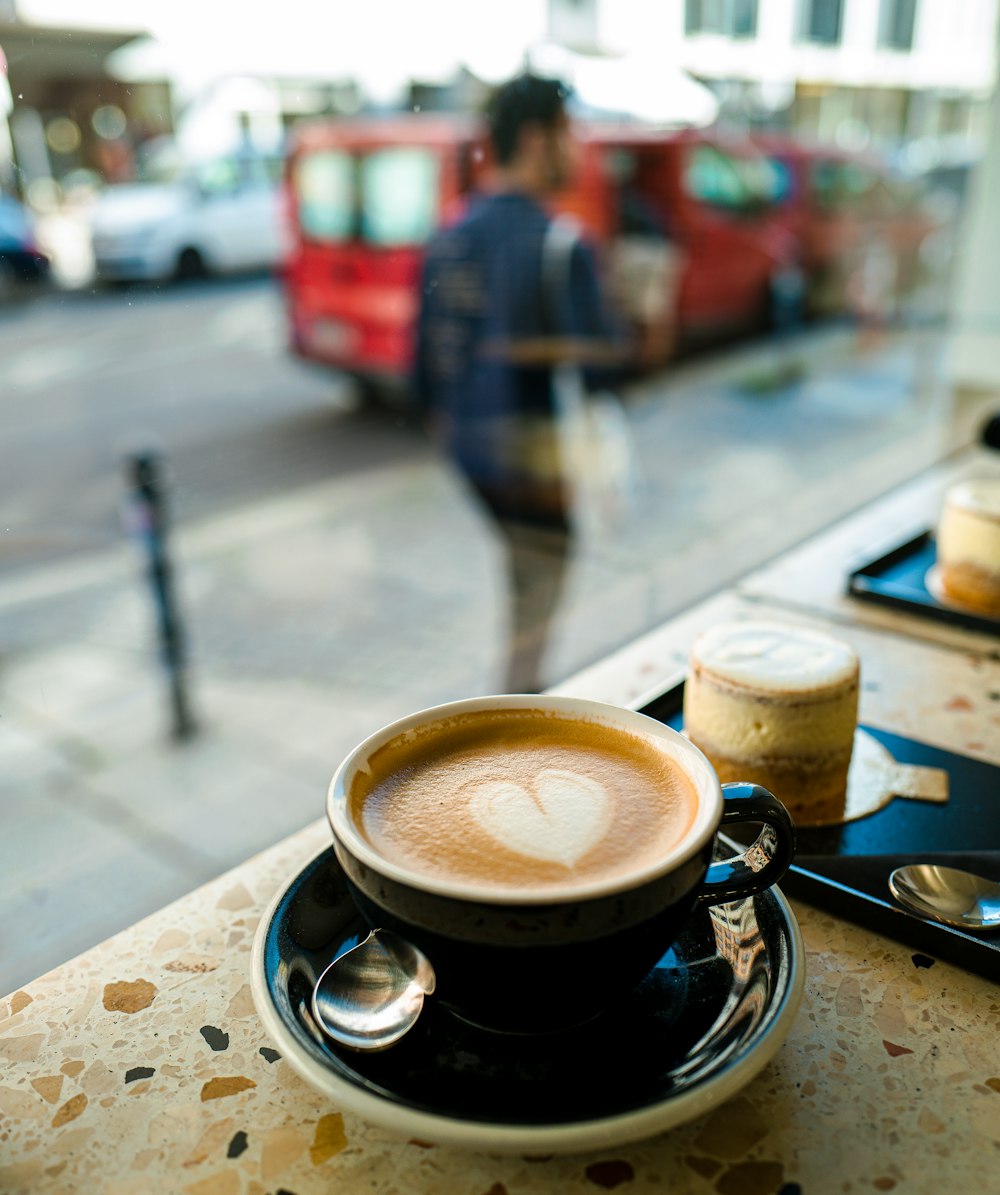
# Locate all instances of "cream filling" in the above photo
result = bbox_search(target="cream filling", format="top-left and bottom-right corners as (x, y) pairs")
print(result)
(944, 479), (1000, 518)
(690, 620), (859, 694)
(938, 500), (1000, 575)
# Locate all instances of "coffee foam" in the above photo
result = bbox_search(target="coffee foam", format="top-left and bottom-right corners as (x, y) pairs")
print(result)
(945, 479), (1000, 521)
(348, 709), (700, 893)
(467, 768), (612, 867)
(691, 621), (859, 694)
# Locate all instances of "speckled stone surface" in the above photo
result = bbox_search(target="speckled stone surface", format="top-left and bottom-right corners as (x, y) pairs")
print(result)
(3, 594), (999, 1195)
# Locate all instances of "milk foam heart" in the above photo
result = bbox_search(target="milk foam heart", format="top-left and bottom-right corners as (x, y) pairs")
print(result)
(467, 768), (613, 867)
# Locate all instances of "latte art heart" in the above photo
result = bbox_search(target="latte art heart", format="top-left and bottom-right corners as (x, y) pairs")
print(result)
(467, 768), (613, 867)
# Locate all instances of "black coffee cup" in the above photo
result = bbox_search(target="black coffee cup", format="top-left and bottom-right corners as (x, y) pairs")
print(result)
(327, 695), (795, 1034)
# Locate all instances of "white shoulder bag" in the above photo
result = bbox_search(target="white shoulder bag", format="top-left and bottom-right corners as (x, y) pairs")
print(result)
(542, 217), (643, 540)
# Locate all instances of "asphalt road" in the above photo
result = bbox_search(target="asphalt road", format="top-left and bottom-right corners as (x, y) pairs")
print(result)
(0, 273), (958, 603)
(0, 274), (426, 573)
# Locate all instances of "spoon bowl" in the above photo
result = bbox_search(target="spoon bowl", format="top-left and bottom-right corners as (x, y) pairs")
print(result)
(888, 864), (1000, 932)
(311, 929), (436, 1051)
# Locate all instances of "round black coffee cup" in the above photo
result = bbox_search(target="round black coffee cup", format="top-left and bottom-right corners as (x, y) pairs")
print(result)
(327, 695), (795, 1034)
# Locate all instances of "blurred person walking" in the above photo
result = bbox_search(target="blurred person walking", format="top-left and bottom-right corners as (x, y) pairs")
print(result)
(414, 73), (625, 694)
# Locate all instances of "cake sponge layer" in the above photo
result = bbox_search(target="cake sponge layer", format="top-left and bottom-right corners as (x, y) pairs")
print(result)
(684, 681), (859, 758)
(938, 479), (1000, 577)
(693, 743), (852, 824)
(937, 479), (1000, 615)
(684, 620), (860, 822)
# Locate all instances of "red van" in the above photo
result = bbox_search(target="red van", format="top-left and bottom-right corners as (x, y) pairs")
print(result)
(585, 126), (799, 350)
(281, 115), (798, 393)
(755, 135), (935, 319)
(282, 116), (484, 396)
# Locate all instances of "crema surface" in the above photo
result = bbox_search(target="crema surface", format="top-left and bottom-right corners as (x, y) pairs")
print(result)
(349, 710), (699, 892)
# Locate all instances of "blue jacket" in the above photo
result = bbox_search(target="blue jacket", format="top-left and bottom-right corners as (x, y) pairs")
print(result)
(413, 192), (620, 505)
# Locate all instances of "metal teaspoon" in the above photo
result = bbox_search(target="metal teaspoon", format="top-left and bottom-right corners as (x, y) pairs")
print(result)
(888, 864), (1000, 932)
(311, 929), (436, 1051)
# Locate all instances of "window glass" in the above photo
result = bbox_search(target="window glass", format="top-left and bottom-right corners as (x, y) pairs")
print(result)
(810, 158), (879, 210)
(732, 0), (759, 36)
(3, 0), (992, 1001)
(686, 0), (758, 37)
(800, 0), (844, 44)
(243, 155), (283, 188)
(194, 156), (241, 195)
(359, 148), (439, 246)
(684, 144), (780, 210)
(759, 156), (796, 205)
(878, 0), (918, 50)
(740, 153), (790, 205)
(684, 144), (749, 209)
(295, 149), (356, 243)
(0, 196), (32, 245)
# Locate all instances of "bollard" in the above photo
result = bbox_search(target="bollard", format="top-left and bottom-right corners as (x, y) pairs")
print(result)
(124, 450), (197, 741)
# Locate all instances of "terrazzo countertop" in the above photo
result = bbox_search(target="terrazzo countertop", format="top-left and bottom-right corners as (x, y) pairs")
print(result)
(3, 594), (999, 1195)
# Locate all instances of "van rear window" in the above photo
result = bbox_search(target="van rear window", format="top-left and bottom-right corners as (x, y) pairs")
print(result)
(295, 150), (356, 243)
(360, 148), (439, 247)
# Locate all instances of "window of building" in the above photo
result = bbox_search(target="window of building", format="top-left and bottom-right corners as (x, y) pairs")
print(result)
(798, 0), (844, 45)
(878, 0), (918, 50)
(684, 0), (758, 38)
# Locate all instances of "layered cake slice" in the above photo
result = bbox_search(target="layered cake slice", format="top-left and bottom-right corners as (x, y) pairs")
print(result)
(936, 479), (1000, 617)
(684, 620), (860, 823)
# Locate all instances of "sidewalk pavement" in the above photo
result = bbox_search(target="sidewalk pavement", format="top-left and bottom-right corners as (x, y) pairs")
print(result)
(2, 325), (996, 994)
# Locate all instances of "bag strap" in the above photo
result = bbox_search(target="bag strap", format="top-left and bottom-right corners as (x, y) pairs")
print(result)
(541, 215), (581, 337)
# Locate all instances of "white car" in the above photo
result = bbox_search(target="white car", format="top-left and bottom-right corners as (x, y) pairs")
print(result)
(89, 153), (286, 283)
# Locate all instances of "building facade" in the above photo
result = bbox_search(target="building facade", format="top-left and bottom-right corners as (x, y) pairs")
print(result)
(551, 0), (998, 149)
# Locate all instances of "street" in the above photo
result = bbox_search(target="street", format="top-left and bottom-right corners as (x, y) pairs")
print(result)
(0, 274), (421, 571)
(0, 274), (956, 578)
(0, 275), (978, 687)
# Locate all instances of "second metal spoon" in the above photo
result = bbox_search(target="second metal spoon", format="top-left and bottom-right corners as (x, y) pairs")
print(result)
(311, 929), (436, 1051)
(889, 864), (1000, 932)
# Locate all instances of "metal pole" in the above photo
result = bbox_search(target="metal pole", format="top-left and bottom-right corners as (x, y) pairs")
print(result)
(125, 450), (197, 741)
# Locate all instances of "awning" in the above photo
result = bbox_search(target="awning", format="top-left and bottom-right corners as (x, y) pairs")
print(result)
(0, 20), (146, 99)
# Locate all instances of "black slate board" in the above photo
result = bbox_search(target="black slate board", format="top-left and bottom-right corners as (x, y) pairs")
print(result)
(847, 530), (1000, 637)
(636, 679), (1000, 982)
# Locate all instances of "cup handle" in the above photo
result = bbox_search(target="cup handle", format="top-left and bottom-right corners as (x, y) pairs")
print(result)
(695, 783), (796, 907)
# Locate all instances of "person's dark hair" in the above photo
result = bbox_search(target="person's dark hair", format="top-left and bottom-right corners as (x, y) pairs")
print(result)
(486, 73), (570, 165)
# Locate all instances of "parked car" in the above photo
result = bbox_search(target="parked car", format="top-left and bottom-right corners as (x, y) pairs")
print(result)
(754, 136), (937, 320)
(89, 152), (286, 284)
(590, 127), (801, 348)
(0, 194), (50, 303)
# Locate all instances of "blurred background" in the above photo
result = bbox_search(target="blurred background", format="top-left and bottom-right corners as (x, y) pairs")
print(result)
(3, 0), (1000, 990)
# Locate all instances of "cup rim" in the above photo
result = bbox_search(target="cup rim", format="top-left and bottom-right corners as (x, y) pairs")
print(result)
(326, 694), (724, 906)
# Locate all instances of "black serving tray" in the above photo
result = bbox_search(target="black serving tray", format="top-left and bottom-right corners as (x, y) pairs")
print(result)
(847, 530), (999, 637)
(636, 679), (1000, 982)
